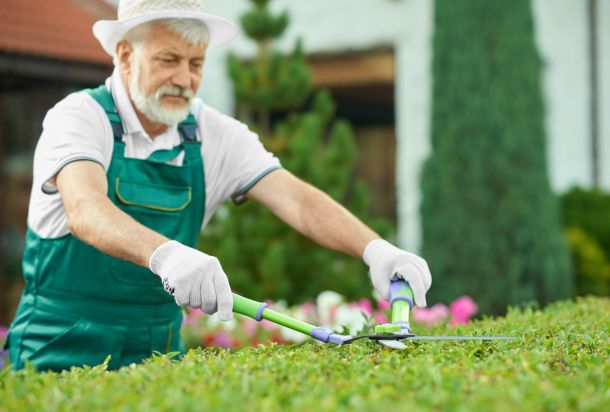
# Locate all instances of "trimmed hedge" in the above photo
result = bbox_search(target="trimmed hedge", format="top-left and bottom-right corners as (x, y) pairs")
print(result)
(1, 297), (608, 411)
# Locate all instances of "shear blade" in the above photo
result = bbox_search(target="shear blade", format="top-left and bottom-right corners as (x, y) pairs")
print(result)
(405, 335), (515, 341)
(377, 339), (407, 350)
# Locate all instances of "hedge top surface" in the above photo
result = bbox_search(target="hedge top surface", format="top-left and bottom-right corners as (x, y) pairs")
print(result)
(1, 297), (608, 412)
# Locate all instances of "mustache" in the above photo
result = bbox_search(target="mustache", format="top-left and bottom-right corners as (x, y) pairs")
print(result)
(154, 86), (195, 100)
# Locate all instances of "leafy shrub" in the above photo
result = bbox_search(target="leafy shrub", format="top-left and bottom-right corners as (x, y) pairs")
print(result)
(1, 297), (608, 411)
(561, 187), (610, 256)
(564, 226), (610, 296)
(420, 0), (572, 314)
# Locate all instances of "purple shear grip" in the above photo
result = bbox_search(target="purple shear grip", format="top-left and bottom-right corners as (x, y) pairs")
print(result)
(328, 334), (347, 345)
(310, 327), (331, 343)
(389, 280), (414, 309)
(389, 296), (414, 308)
(255, 303), (268, 321)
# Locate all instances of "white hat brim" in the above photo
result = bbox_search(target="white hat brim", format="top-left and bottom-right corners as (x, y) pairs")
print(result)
(93, 10), (239, 56)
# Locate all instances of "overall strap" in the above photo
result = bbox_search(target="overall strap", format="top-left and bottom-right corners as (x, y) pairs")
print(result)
(85, 85), (124, 141)
(85, 84), (200, 149)
(178, 113), (198, 143)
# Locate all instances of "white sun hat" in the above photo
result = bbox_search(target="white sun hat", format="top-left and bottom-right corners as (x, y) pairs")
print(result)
(93, 0), (239, 56)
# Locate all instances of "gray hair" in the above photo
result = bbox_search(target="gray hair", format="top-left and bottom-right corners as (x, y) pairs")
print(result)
(121, 18), (210, 51)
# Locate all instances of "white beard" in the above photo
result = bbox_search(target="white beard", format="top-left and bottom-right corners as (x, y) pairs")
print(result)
(129, 64), (195, 126)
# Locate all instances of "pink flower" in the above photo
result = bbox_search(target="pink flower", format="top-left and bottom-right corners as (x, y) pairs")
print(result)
(0, 326), (8, 340)
(353, 299), (373, 315)
(374, 312), (388, 324)
(242, 317), (259, 338)
(450, 296), (478, 326)
(377, 299), (390, 311)
(298, 303), (316, 317)
(213, 332), (234, 348)
(260, 320), (278, 330)
(412, 304), (450, 326)
(182, 309), (205, 326)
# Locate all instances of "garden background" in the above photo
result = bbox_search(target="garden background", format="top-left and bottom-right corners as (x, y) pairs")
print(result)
(0, 0), (609, 402)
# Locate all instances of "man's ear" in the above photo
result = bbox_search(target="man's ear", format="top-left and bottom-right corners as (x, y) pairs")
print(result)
(115, 41), (134, 75)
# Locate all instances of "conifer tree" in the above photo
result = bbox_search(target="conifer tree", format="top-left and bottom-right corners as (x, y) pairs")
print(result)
(420, 0), (573, 314)
(199, 0), (389, 303)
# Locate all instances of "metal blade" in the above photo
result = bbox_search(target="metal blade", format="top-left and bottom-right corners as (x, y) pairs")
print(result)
(404, 335), (515, 341)
(377, 339), (407, 350)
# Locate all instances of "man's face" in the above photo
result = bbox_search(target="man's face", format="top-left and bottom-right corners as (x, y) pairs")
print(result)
(121, 23), (207, 126)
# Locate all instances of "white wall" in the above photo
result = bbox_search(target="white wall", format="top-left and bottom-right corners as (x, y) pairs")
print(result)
(532, 0), (592, 192)
(600, 0), (610, 189)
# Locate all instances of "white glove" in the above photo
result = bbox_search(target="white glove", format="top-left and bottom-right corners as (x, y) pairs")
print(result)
(363, 239), (432, 307)
(149, 240), (233, 321)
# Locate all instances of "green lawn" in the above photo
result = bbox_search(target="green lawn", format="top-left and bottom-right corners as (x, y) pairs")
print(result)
(1, 296), (608, 411)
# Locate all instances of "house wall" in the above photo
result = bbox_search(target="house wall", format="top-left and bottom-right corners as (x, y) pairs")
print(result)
(599, 0), (610, 189)
(201, 0), (607, 252)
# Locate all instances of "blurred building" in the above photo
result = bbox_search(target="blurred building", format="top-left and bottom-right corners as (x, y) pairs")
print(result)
(201, 0), (610, 252)
(0, 0), (114, 324)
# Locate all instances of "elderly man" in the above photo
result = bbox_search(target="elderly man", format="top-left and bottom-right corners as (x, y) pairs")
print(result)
(4, 0), (431, 372)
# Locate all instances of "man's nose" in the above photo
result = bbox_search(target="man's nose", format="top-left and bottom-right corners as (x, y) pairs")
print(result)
(172, 62), (191, 89)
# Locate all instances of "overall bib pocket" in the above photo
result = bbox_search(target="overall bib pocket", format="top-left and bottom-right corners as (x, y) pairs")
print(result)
(114, 178), (192, 213)
(111, 178), (192, 287)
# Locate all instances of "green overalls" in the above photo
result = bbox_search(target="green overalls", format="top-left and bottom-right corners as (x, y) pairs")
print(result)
(4, 85), (205, 372)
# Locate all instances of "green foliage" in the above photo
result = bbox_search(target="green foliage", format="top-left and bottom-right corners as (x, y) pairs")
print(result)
(240, 7), (289, 41)
(202, 0), (390, 304)
(560, 188), (610, 297)
(564, 226), (610, 296)
(228, 39), (311, 111)
(420, 0), (573, 314)
(1, 297), (608, 411)
(561, 187), (610, 256)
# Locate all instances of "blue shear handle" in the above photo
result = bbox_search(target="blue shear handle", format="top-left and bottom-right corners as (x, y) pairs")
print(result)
(390, 279), (414, 309)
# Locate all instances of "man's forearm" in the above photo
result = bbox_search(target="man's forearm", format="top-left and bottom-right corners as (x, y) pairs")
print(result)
(291, 183), (380, 259)
(66, 192), (168, 268)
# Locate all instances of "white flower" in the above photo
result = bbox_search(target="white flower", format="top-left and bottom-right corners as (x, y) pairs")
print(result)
(316, 291), (344, 327)
(333, 305), (367, 336)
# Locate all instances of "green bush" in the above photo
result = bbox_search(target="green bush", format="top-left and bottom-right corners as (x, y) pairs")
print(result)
(560, 188), (610, 297)
(420, 0), (573, 314)
(564, 226), (610, 296)
(561, 187), (610, 256)
(1, 297), (608, 411)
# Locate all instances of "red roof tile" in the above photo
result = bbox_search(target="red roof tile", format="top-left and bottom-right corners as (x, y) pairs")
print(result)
(0, 0), (116, 65)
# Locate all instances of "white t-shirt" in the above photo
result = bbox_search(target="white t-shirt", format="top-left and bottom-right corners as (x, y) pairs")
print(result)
(28, 69), (281, 238)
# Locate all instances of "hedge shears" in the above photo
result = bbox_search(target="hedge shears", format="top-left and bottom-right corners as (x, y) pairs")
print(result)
(232, 279), (515, 349)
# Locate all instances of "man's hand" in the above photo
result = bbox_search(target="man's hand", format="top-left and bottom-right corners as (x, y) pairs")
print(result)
(363, 239), (432, 307)
(149, 240), (233, 320)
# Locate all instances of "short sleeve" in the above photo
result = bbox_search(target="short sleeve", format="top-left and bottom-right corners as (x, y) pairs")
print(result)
(197, 103), (281, 224)
(35, 91), (113, 194)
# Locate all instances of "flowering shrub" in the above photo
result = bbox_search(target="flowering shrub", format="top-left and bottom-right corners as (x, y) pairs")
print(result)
(182, 291), (478, 350)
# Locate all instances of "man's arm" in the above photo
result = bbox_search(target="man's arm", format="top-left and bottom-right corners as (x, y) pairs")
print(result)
(248, 169), (432, 306)
(247, 169), (381, 259)
(56, 161), (168, 267)
(55, 160), (233, 318)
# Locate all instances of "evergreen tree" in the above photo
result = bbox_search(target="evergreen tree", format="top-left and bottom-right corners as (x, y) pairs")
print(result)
(199, 0), (390, 304)
(420, 0), (573, 314)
